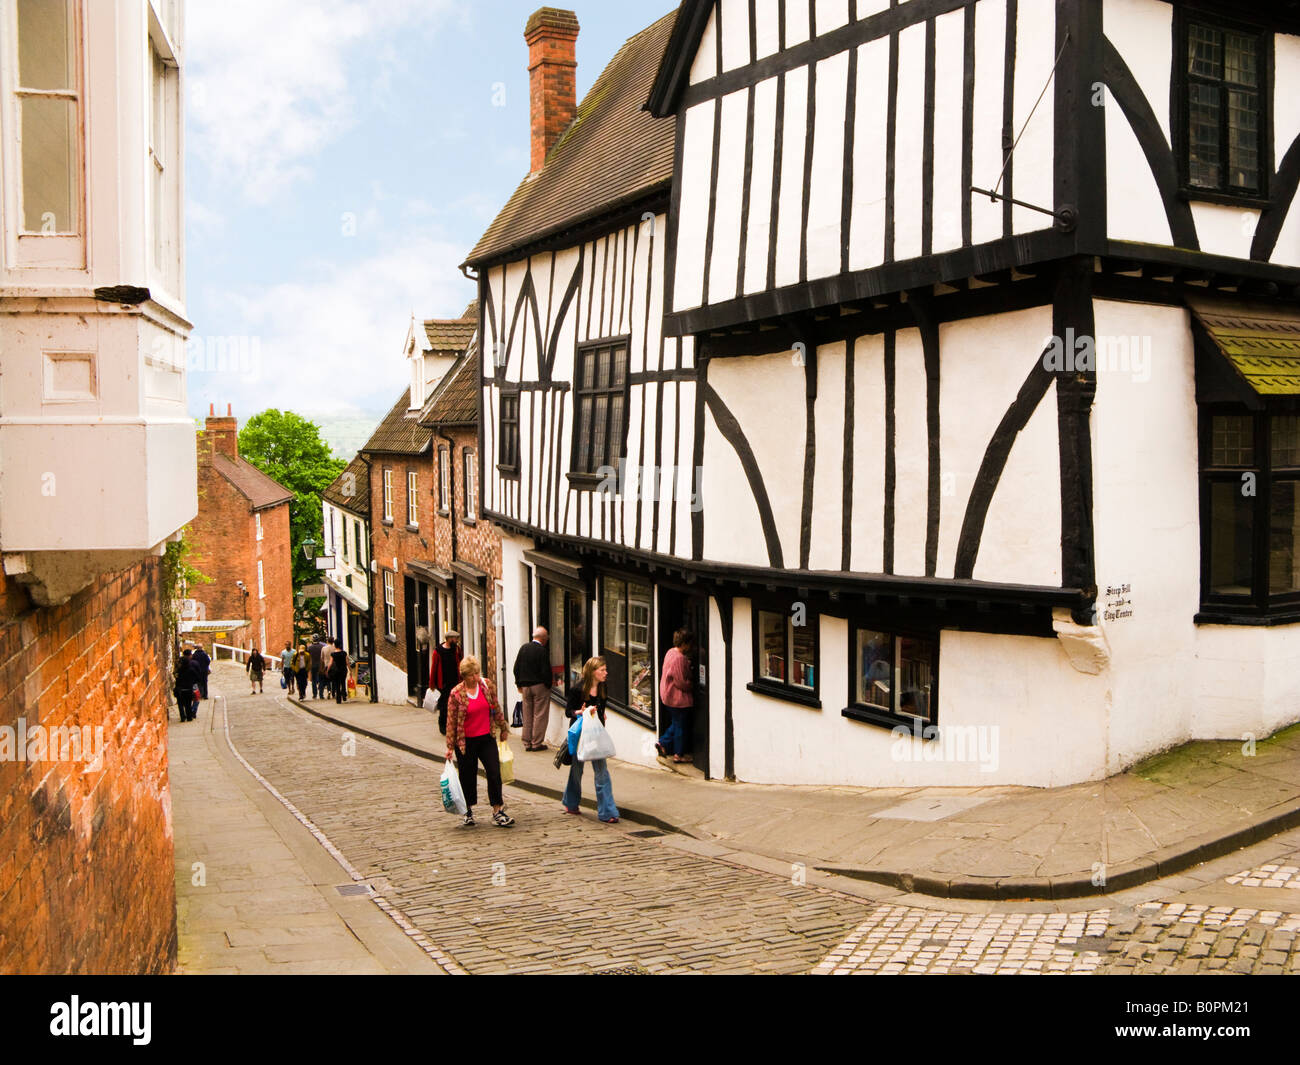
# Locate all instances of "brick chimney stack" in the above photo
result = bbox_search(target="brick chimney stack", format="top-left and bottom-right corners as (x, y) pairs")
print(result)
(204, 403), (239, 459)
(525, 7), (579, 174)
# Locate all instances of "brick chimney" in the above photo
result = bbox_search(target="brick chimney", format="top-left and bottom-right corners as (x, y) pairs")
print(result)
(525, 7), (579, 174)
(203, 402), (239, 460)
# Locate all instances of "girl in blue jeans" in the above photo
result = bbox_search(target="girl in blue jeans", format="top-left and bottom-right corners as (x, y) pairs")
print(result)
(562, 657), (619, 823)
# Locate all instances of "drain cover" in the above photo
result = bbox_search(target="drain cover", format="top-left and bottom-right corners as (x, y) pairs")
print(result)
(629, 829), (665, 838)
(336, 883), (374, 897)
(594, 965), (651, 975)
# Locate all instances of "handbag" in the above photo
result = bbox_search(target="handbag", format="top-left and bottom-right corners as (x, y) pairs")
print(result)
(553, 744), (573, 768)
(512, 701), (523, 728)
(498, 740), (515, 785)
(280, 672), (288, 689)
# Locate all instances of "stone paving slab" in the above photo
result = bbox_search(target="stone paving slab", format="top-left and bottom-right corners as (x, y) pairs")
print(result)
(271, 665), (1300, 900)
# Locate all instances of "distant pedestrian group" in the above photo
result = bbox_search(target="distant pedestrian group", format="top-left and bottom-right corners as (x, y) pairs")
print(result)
(173, 644), (209, 722)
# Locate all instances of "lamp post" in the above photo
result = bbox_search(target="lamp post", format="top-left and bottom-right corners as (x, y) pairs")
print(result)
(302, 538), (317, 561)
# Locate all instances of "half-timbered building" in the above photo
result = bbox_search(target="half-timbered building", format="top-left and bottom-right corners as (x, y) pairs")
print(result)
(471, 1), (1300, 787)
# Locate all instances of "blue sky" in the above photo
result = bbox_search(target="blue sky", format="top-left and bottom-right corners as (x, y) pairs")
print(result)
(184, 0), (675, 432)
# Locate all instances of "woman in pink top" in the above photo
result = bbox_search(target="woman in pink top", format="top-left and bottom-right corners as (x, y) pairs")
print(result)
(655, 629), (695, 763)
(445, 656), (514, 827)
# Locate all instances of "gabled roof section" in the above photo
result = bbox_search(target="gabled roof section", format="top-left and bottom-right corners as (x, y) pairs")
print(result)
(423, 302), (478, 353)
(360, 390), (434, 456)
(211, 453), (294, 511)
(1188, 296), (1300, 397)
(322, 456), (371, 515)
(464, 8), (679, 267)
(645, 0), (713, 117)
(418, 339), (481, 429)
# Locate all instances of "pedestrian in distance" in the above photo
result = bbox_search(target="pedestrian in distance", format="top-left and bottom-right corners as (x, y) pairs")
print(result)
(319, 638), (335, 698)
(562, 657), (620, 823)
(329, 642), (349, 704)
(429, 629), (463, 736)
(280, 641), (294, 689)
(656, 629), (695, 764)
(513, 626), (552, 751)
(191, 643), (211, 700)
(174, 648), (197, 722)
(292, 645), (310, 699)
(247, 647), (265, 694)
(308, 634), (325, 698)
(444, 656), (514, 827)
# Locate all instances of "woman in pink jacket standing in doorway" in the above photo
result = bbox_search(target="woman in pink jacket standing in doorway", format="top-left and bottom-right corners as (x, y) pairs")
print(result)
(655, 630), (695, 764)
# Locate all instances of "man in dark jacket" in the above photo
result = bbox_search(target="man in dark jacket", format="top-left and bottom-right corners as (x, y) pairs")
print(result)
(174, 649), (198, 721)
(308, 635), (325, 698)
(513, 626), (551, 751)
(191, 644), (211, 699)
(429, 630), (463, 735)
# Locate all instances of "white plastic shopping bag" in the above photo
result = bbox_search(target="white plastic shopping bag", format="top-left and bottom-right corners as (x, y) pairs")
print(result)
(422, 688), (440, 713)
(440, 758), (467, 815)
(575, 711), (616, 761)
(498, 740), (515, 785)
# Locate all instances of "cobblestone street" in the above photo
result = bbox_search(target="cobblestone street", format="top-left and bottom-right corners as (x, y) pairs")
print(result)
(216, 678), (1300, 976)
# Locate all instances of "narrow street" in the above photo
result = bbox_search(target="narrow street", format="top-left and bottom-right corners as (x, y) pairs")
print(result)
(188, 664), (1300, 976)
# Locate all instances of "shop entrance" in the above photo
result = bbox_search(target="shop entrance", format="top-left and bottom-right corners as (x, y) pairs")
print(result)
(656, 587), (709, 777)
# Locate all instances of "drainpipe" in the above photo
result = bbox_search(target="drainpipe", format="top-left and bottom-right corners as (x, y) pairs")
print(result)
(357, 452), (379, 703)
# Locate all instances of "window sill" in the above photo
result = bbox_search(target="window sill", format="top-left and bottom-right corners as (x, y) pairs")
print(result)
(566, 472), (607, 491)
(381, 519), (394, 528)
(497, 464), (520, 478)
(1178, 187), (1270, 210)
(605, 699), (655, 729)
(405, 524), (419, 533)
(746, 680), (821, 710)
(841, 704), (932, 732)
(385, 634), (398, 644)
(1195, 609), (1300, 627)
(437, 507), (450, 517)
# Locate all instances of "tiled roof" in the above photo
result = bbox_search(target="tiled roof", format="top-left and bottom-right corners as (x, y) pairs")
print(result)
(418, 341), (480, 428)
(360, 390), (433, 456)
(423, 303), (478, 352)
(1188, 296), (1300, 395)
(463, 8), (678, 266)
(322, 455), (371, 515)
(212, 453), (293, 510)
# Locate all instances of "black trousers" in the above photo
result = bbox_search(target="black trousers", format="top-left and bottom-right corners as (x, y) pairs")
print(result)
(457, 734), (502, 809)
(331, 670), (346, 703)
(176, 690), (193, 721)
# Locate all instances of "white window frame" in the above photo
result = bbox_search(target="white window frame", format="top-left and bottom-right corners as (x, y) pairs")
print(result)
(382, 468), (393, 522)
(462, 587), (484, 661)
(383, 570), (396, 638)
(257, 559), (265, 599)
(255, 511), (263, 541)
(407, 470), (418, 527)
(463, 448), (477, 521)
(259, 617), (266, 653)
(354, 518), (364, 568)
(438, 446), (450, 514)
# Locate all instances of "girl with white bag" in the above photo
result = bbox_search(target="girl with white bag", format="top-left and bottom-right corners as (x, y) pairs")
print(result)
(561, 657), (620, 823)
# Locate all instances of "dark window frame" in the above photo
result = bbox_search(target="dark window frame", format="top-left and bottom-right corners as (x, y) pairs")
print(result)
(1173, 7), (1272, 207)
(598, 572), (657, 726)
(498, 390), (520, 477)
(747, 597), (821, 709)
(569, 336), (632, 483)
(843, 619), (941, 732)
(538, 576), (590, 702)
(1198, 403), (1300, 623)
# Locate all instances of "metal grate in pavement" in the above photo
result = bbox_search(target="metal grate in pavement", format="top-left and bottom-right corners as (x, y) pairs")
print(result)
(628, 830), (665, 838)
(594, 965), (652, 975)
(335, 883), (374, 897)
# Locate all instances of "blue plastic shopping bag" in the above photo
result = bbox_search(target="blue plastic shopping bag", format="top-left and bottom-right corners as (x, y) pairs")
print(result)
(567, 714), (583, 756)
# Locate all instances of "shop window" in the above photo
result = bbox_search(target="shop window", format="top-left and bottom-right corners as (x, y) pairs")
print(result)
(541, 578), (587, 697)
(844, 625), (938, 729)
(749, 601), (819, 707)
(600, 576), (654, 722)
(1200, 409), (1300, 619)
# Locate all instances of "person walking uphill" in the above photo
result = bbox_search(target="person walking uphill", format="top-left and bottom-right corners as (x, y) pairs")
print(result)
(563, 657), (620, 823)
(291, 645), (310, 699)
(174, 648), (198, 722)
(444, 656), (514, 827)
(191, 644), (211, 700)
(513, 626), (551, 750)
(656, 629), (695, 764)
(329, 642), (349, 704)
(429, 630), (463, 735)
(308, 635), (325, 698)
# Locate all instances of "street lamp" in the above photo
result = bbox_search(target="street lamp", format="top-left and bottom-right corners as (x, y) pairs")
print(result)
(235, 580), (249, 622)
(302, 538), (317, 561)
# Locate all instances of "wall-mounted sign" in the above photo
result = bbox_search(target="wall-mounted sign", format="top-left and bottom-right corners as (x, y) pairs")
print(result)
(300, 583), (327, 598)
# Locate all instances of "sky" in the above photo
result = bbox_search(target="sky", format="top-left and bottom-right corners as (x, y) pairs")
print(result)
(184, 0), (676, 440)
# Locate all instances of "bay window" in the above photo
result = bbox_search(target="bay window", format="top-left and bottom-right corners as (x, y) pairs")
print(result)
(15, 0), (81, 235)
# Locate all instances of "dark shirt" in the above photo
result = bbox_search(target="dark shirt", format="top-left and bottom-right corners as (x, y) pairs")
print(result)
(174, 658), (196, 695)
(248, 652), (265, 675)
(435, 643), (459, 706)
(565, 685), (606, 725)
(330, 649), (348, 676)
(191, 649), (210, 676)
(308, 641), (324, 670)
(513, 640), (551, 687)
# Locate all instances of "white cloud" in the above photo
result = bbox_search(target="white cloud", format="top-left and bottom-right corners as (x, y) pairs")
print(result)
(186, 0), (449, 203)
(187, 233), (476, 419)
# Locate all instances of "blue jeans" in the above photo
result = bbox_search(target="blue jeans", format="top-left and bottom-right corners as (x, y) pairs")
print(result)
(562, 758), (619, 820)
(659, 706), (691, 756)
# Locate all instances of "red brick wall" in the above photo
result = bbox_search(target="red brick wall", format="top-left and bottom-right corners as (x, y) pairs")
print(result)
(445, 428), (503, 686)
(525, 9), (579, 173)
(188, 430), (293, 656)
(0, 557), (175, 975)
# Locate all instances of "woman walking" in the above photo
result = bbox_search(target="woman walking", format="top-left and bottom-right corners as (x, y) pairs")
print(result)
(562, 657), (620, 823)
(444, 656), (515, 827)
(174, 648), (197, 722)
(655, 629), (695, 764)
(329, 642), (349, 704)
(247, 647), (265, 694)
(292, 645), (310, 699)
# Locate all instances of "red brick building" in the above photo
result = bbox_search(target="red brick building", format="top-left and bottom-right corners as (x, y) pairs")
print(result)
(186, 407), (294, 658)
(418, 338), (505, 696)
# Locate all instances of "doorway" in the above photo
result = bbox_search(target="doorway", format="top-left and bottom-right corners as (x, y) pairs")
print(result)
(656, 587), (709, 777)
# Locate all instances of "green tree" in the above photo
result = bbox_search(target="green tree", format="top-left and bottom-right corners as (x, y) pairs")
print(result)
(237, 410), (346, 625)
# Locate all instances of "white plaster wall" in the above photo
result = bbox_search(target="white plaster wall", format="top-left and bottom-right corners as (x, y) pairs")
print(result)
(1103, 0), (1172, 140)
(783, 0), (811, 47)
(774, 65), (809, 289)
(689, 4), (719, 84)
(1105, 89), (1174, 247)
(805, 52), (849, 282)
(893, 22), (926, 262)
(720, 0), (749, 72)
(808, 340), (847, 571)
(1191, 202), (1258, 261)
(707, 89), (750, 304)
(891, 329), (929, 576)
(1010, 0), (1055, 235)
(673, 101), (716, 311)
(1275, 31), (1300, 272)
(932, 9), (966, 253)
(849, 333), (886, 573)
(847, 38), (889, 272)
(742, 76), (779, 295)
(816, 0), (849, 36)
(729, 600), (1110, 787)
(970, 0), (1007, 245)
(754, 0), (781, 60)
(374, 652), (408, 706)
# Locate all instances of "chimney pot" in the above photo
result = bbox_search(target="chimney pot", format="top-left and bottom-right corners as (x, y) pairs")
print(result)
(525, 7), (579, 175)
